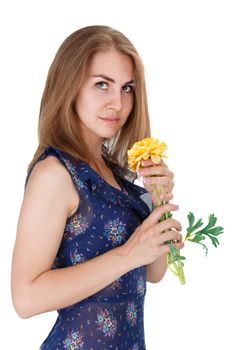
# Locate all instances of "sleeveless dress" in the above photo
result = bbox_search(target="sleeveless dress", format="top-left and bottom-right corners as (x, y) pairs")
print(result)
(25, 145), (152, 350)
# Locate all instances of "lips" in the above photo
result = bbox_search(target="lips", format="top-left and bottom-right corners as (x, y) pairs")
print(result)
(99, 116), (120, 124)
(100, 116), (119, 121)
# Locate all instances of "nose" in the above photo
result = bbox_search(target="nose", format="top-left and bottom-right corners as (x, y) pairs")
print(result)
(107, 90), (122, 112)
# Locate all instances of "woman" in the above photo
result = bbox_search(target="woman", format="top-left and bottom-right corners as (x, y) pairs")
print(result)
(11, 25), (184, 349)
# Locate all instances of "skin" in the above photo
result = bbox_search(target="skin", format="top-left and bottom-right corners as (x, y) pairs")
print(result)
(75, 49), (135, 161)
(11, 49), (184, 319)
(136, 158), (184, 283)
(138, 158), (175, 204)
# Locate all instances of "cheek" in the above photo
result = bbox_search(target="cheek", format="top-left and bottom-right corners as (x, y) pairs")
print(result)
(75, 92), (100, 118)
(123, 94), (134, 115)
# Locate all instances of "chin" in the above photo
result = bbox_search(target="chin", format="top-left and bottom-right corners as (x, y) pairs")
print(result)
(99, 128), (120, 139)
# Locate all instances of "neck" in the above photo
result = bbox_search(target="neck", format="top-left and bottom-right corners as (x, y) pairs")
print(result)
(81, 131), (108, 166)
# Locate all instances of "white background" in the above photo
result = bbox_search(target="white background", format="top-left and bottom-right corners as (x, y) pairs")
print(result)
(1, 0), (232, 349)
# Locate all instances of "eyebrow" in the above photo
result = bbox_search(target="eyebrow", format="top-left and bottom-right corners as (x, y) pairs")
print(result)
(92, 74), (135, 85)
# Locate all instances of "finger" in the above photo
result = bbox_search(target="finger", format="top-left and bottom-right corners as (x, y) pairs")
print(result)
(141, 159), (172, 178)
(160, 159), (168, 169)
(157, 230), (183, 245)
(148, 203), (179, 224)
(165, 242), (185, 250)
(143, 176), (174, 190)
(142, 158), (168, 168)
(139, 166), (173, 178)
(143, 182), (173, 204)
(155, 218), (182, 235)
(160, 193), (173, 202)
(149, 188), (173, 207)
(157, 244), (171, 257)
(140, 159), (155, 167)
(173, 242), (185, 250)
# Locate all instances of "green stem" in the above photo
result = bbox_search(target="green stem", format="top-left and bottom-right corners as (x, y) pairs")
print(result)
(183, 233), (191, 242)
(153, 184), (162, 207)
(153, 184), (168, 221)
(150, 183), (186, 284)
(152, 184), (186, 285)
(177, 254), (186, 284)
(167, 255), (179, 275)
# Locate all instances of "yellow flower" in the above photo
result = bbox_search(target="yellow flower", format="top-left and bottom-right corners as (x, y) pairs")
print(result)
(127, 137), (167, 171)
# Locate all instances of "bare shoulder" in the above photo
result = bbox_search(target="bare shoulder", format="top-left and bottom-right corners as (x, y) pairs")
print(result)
(12, 156), (79, 291)
(26, 155), (79, 218)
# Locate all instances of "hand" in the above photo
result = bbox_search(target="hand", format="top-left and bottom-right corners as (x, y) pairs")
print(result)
(122, 203), (184, 269)
(137, 159), (174, 206)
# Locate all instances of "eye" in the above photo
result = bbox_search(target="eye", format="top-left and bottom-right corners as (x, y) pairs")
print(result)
(96, 81), (108, 90)
(122, 85), (133, 93)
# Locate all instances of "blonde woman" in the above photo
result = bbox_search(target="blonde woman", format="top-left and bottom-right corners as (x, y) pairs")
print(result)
(11, 25), (184, 349)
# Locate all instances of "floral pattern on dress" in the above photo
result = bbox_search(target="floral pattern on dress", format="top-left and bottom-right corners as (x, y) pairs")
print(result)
(108, 197), (123, 205)
(65, 213), (89, 240)
(103, 218), (127, 246)
(126, 301), (138, 327)
(107, 277), (122, 291)
(70, 250), (86, 265)
(35, 146), (151, 349)
(63, 159), (85, 190)
(137, 275), (145, 297)
(95, 308), (118, 338)
(63, 329), (85, 349)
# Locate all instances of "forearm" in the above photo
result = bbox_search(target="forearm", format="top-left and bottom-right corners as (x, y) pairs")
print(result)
(13, 246), (133, 318)
(146, 254), (168, 283)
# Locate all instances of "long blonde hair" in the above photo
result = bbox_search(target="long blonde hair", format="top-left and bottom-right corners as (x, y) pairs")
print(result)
(27, 25), (151, 175)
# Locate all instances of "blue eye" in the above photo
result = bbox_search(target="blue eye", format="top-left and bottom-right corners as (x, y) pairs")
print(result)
(96, 81), (108, 90)
(122, 85), (133, 93)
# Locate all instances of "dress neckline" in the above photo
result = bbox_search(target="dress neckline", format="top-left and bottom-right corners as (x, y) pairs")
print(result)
(79, 156), (128, 195)
(39, 145), (130, 196)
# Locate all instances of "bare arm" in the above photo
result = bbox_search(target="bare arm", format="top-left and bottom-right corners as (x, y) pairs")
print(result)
(11, 157), (133, 319)
(146, 255), (168, 283)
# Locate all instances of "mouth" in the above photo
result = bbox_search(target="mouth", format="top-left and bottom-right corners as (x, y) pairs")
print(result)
(99, 117), (120, 124)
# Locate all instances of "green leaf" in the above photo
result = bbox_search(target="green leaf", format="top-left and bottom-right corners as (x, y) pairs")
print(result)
(202, 213), (217, 231)
(186, 212), (224, 255)
(199, 242), (208, 256)
(168, 243), (177, 255)
(177, 256), (186, 260)
(205, 234), (220, 248)
(190, 234), (205, 243)
(167, 244), (186, 264)
(188, 212), (195, 227)
(204, 226), (224, 236)
(186, 212), (203, 234)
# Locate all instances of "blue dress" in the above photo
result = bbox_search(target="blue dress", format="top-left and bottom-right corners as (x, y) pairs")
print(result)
(25, 145), (152, 350)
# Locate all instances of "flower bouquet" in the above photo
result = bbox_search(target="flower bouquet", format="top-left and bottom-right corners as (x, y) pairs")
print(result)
(127, 137), (223, 284)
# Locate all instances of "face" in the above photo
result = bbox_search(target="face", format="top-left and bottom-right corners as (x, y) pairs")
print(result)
(75, 49), (135, 146)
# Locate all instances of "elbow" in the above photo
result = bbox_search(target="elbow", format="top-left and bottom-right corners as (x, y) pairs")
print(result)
(147, 277), (161, 284)
(12, 296), (33, 319)
(153, 276), (164, 283)
(146, 267), (167, 284)
(146, 272), (166, 284)
(16, 309), (32, 320)
(11, 287), (35, 319)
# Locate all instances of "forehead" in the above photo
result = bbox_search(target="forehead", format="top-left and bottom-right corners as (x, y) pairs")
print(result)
(88, 49), (134, 79)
